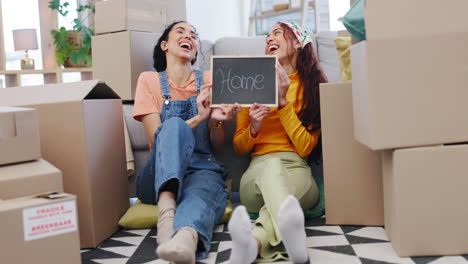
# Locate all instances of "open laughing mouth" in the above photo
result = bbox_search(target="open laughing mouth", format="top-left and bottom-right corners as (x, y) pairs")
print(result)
(179, 41), (192, 51)
(268, 44), (279, 54)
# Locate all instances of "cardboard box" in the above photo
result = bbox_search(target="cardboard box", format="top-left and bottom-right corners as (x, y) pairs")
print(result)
(0, 193), (80, 264)
(0, 106), (41, 165)
(0, 81), (129, 248)
(92, 31), (160, 100)
(383, 144), (468, 256)
(350, 0), (468, 150)
(320, 82), (383, 226)
(0, 159), (63, 200)
(95, 0), (187, 35)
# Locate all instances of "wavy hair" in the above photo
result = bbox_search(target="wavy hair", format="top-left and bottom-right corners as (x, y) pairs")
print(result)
(279, 23), (328, 132)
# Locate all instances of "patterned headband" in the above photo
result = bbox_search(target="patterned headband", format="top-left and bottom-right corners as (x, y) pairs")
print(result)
(282, 22), (312, 49)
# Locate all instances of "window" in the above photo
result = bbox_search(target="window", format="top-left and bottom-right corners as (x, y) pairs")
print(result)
(21, 74), (44, 86)
(2, 0), (43, 70)
(57, 0), (78, 30)
(329, 0), (350, 31)
(0, 0), (84, 88)
(62, 72), (81, 83)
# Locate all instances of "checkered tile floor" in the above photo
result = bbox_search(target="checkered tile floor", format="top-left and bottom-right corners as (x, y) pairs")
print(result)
(81, 216), (468, 264)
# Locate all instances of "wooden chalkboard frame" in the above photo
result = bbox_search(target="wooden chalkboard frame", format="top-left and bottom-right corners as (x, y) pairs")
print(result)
(210, 55), (278, 107)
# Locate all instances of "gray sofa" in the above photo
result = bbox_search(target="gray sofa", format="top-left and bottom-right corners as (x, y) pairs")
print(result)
(123, 31), (342, 197)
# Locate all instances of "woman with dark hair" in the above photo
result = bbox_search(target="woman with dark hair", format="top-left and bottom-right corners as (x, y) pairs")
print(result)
(133, 21), (239, 264)
(229, 22), (328, 264)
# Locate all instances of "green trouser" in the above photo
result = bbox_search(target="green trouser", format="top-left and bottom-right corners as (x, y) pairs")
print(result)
(240, 152), (319, 262)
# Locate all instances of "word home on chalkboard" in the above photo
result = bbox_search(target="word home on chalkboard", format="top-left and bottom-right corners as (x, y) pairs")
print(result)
(211, 56), (277, 107)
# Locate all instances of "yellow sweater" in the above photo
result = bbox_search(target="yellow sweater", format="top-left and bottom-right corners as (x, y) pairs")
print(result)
(233, 72), (321, 158)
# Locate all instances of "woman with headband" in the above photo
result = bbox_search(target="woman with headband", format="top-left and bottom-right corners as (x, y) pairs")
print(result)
(229, 22), (328, 263)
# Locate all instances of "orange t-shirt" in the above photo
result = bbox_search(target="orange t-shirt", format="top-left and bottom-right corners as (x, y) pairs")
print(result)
(133, 71), (211, 121)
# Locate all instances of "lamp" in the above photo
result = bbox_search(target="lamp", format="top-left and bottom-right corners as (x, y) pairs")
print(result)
(13, 29), (38, 70)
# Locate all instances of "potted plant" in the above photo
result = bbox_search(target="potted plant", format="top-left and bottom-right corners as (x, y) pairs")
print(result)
(48, 0), (95, 68)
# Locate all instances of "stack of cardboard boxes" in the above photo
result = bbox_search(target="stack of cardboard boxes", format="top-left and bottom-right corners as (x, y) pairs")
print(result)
(0, 81), (129, 248)
(93, 0), (187, 100)
(0, 106), (80, 263)
(319, 3), (385, 227)
(320, 82), (384, 226)
(349, 0), (468, 257)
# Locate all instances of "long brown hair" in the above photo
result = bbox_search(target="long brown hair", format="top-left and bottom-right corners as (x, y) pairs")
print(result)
(280, 23), (328, 132)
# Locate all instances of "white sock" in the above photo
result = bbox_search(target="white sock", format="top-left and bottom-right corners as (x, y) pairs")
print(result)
(228, 206), (257, 264)
(278, 195), (309, 263)
(156, 198), (175, 245)
(156, 227), (197, 264)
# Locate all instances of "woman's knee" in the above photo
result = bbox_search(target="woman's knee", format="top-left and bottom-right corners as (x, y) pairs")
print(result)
(155, 117), (194, 150)
(299, 180), (319, 209)
(244, 156), (282, 184)
(240, 185), (264, 213)
(158, 117), (188, 135)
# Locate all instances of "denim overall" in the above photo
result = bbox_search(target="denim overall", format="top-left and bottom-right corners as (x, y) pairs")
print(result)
(136, 70), (228, 259)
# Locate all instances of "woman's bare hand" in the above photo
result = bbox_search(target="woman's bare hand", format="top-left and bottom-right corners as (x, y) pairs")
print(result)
(249, 103), (271, 137)
(211, 103), (242, 121)
(196, 84), (212, 121)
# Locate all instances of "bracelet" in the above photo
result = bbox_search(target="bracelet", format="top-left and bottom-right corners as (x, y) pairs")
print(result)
(209, 120), (224, 129)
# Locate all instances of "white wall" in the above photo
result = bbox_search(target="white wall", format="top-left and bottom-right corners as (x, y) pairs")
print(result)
(186, 0), (250, 42)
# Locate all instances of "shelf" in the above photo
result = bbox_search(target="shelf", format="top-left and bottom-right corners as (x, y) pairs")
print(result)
(0, 1), (94, 89)
(0, 68), (92, 75)
(248, 0), (320, 35)
(253, 1), (316, 19)
(0, 68), (93, 88)
(256, 7), (302, 19)
(0, 69), (57, 75)
(60, 67), (93, 73)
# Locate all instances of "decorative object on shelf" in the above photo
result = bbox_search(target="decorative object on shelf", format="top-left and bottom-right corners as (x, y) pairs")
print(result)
(48, 0), (95, 68)
(273, 0), (289, 11)
(13, 29), (38, 70)
(249, 0), (320, 36)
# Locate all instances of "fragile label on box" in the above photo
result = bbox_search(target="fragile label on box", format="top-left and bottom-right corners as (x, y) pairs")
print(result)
(22, 200), (77, 241)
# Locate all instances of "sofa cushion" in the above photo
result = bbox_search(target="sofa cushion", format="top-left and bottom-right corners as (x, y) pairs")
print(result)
(133, 150), (149, 175)
(119, 178), (234, 229)
(193, 40), (214, 71)
(212, 117), (251, 192)
(118, 199), (234, 229)
(214, 36), (267, 56)
(214, 35), (318, 56)
(316, 31), (341, 83)
(335, 36), (352, 81)
(123, 103), (148, 151)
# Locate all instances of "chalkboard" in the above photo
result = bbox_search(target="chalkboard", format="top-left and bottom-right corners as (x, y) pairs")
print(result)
(211, 56), (277, 107)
